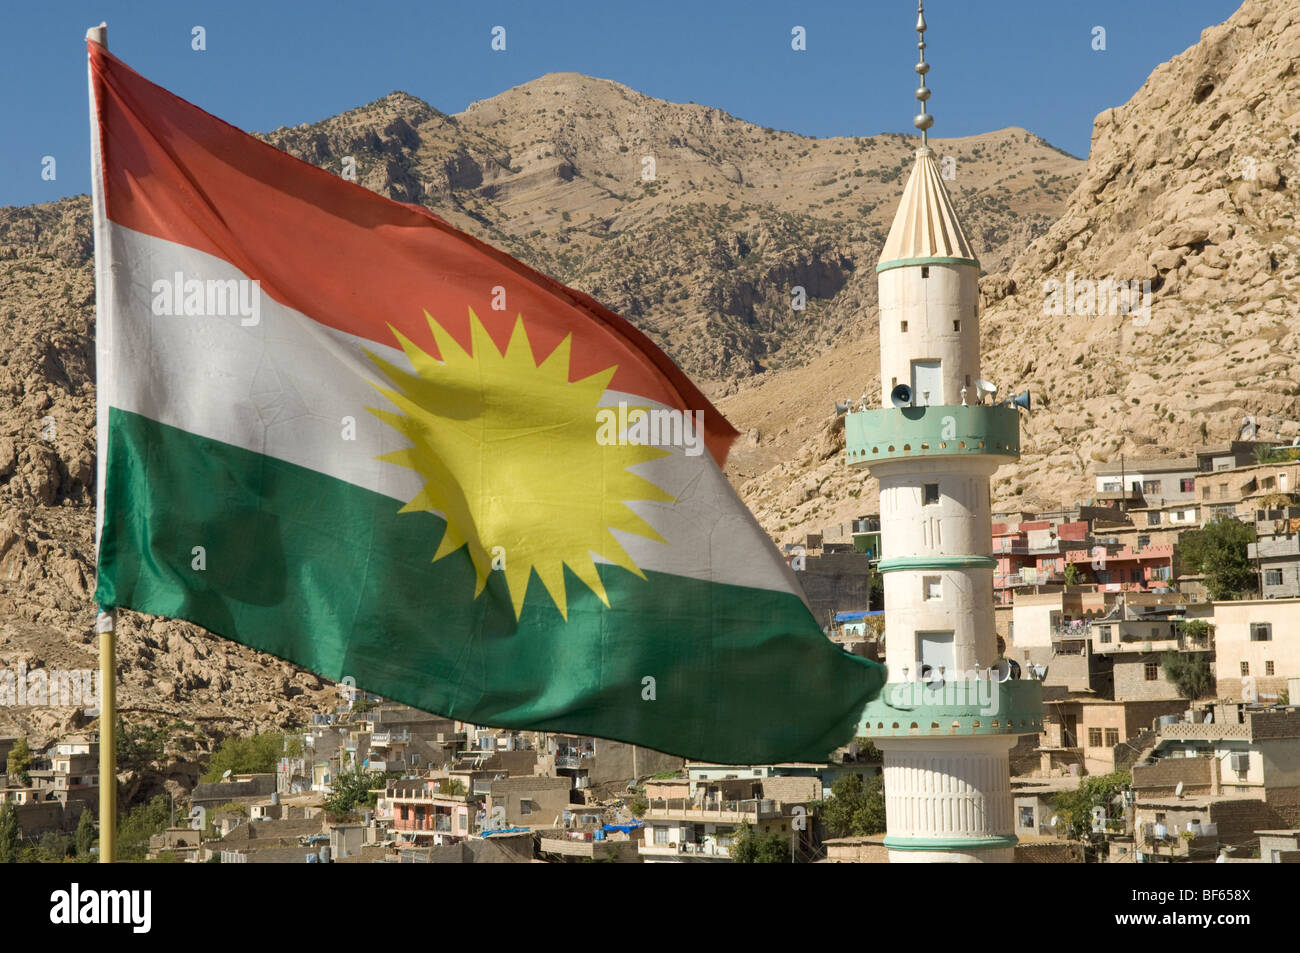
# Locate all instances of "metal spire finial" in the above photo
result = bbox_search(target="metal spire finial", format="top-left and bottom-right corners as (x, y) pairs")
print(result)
(913, 0), (934, 149)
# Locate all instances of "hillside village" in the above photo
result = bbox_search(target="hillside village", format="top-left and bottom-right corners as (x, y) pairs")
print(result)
(3, 0), (1300, 864)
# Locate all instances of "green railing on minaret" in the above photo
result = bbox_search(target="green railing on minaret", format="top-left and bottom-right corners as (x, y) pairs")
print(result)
(858, 679), (1044, 738)
(844, 404), (1021, 465)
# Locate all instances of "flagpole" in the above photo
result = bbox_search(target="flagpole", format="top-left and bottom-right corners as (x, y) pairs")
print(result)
(87, 20), (116, 865)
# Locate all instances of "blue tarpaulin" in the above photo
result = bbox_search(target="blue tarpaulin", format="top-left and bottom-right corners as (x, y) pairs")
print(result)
(834, 610), (884, 622)
(603, 822), (645, 834)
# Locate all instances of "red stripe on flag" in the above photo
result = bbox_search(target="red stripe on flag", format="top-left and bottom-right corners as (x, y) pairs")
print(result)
(88, 41), (737, 464)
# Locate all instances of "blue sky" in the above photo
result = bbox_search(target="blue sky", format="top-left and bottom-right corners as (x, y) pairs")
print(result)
(1, 0), (1243, 208)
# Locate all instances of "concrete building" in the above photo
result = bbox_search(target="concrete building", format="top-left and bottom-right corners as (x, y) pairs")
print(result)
(842, 3), (1041, 863)
(1129, 701), (1300, 845)
(638, 776), (814, 862)
(1212, 597), (1300, 701)
(1249, 505), (1300, 599)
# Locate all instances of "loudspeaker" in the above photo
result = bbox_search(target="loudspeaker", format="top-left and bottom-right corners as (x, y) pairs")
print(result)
(890, 384), (913, 408)
(834, 400), (852, 416)
(1009, 390), (1032, 411)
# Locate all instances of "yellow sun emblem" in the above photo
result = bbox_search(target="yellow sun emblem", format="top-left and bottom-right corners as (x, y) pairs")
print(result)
(364, 308), (674, 620)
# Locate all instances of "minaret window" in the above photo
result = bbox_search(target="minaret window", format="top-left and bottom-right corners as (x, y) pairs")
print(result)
(901, 320), (908, 332)
(921, 266), (930, 278)
(953, 320), (960, 332)
(923, 483), (939, 505)
(923, 575), (942, 600)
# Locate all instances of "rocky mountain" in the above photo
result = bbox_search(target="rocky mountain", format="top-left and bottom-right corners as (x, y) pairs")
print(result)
(0, 61), (1083, 750)
(729, 0), (1300, 543)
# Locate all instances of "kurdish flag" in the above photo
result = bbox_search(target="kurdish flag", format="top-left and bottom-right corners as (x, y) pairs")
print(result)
(88, 39), (884, 763)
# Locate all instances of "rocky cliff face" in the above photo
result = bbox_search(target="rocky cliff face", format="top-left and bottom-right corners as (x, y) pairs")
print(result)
(729, 0), (1300, 542)
(0, 63), (1081, 748)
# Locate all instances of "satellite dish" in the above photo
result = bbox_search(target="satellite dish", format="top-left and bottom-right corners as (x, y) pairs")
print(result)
(974, 379), (998, 405)
(221, 769), (232, 781)
(1239, 416), (1257, 440)
(890, 384), (914, 408)
(834, 399), (852, 416)
(1049, 814), (1060, 829)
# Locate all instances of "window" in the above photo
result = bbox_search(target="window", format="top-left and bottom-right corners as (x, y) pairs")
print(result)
(1241, 661), (1250, 676)
(901, 320), (908, 332)
(1099, 626), (1112, 644)
(1266, 661), (1275, 676)
(1250, 623), (1272, 642)
(1088, 728), (1103, 747)
(1143, 480), (1161, 494)
(1266, 569), (1283, 586)
(1138, 534), (1151, 549)
(1201, 486), (1210, 499)
(654, 826), (669, 845)
(953, 320), (961, 332)
(1144, 662), (1159, 681)
(923, 483), (939, 505)
(1105, 728), (1120, 746)
(1180, 478), (1195, 492)
(1151, 566), (1172, 581)
(1149, 511), (1162, 526)
(1218, 483), (1228, 498)
(1019, 806), (1035, 828)
(923, 575), (942, 601)
(921, 266), (930, 278)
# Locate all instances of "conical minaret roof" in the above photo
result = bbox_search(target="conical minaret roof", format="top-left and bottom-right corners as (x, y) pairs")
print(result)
(876, 147), (978, 273)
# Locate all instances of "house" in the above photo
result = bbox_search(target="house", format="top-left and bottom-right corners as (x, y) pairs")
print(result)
(785, 535), (875, 628)
(1093, 455), (1199, 512)
(1212, 598), (1300, 701)
(386, 776), (475, 845)
(992, 519), (1091, 605)
(482, 776), (573, 830)
(1011, 776), (1082, 839)
(1249, 505), (1300, 599)
(1257, 829), (1300, 863)
(1130, 701), (1300, 833)
(638, 776), (815, 862)
(1038, 693), (1187, 776)
(537, 733), (683, 793)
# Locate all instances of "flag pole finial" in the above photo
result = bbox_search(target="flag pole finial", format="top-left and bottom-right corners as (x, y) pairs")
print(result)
(913, 1), (933, 150)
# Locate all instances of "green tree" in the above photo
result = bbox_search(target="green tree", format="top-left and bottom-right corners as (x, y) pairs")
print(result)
(1052, 771), (1130, 841)
(1162, 651), (1214, 700)
(323, 767), (388, 819)
(6, 738), (33, 785)
(1176, 518), (1256, 600)
(201, 731), (293, 782)
(75, 808), (96, 858)
(822, 774), (886, 838)
(116, 794), (172, 861)
(117, 718), (165, 773)
(729, 822), (791, 863)
(0, 800), (21, 863)
(1063, 563), (1083, 586)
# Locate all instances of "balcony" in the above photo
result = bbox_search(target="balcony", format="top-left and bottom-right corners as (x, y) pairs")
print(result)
(644, 798), (780, 823)
(857, 679), (1043, 738)
(844, 404), (1021, 466)
(994, 573), (1024, 589)
(639, 841), (732, 860)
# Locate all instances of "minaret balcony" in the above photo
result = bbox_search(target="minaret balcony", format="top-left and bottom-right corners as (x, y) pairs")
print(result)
(857, 678), (1043, 738)
(844, 404), (1020, 465)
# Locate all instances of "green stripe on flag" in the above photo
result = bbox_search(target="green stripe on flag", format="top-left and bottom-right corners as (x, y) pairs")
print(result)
(95, 409), (884, 763)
